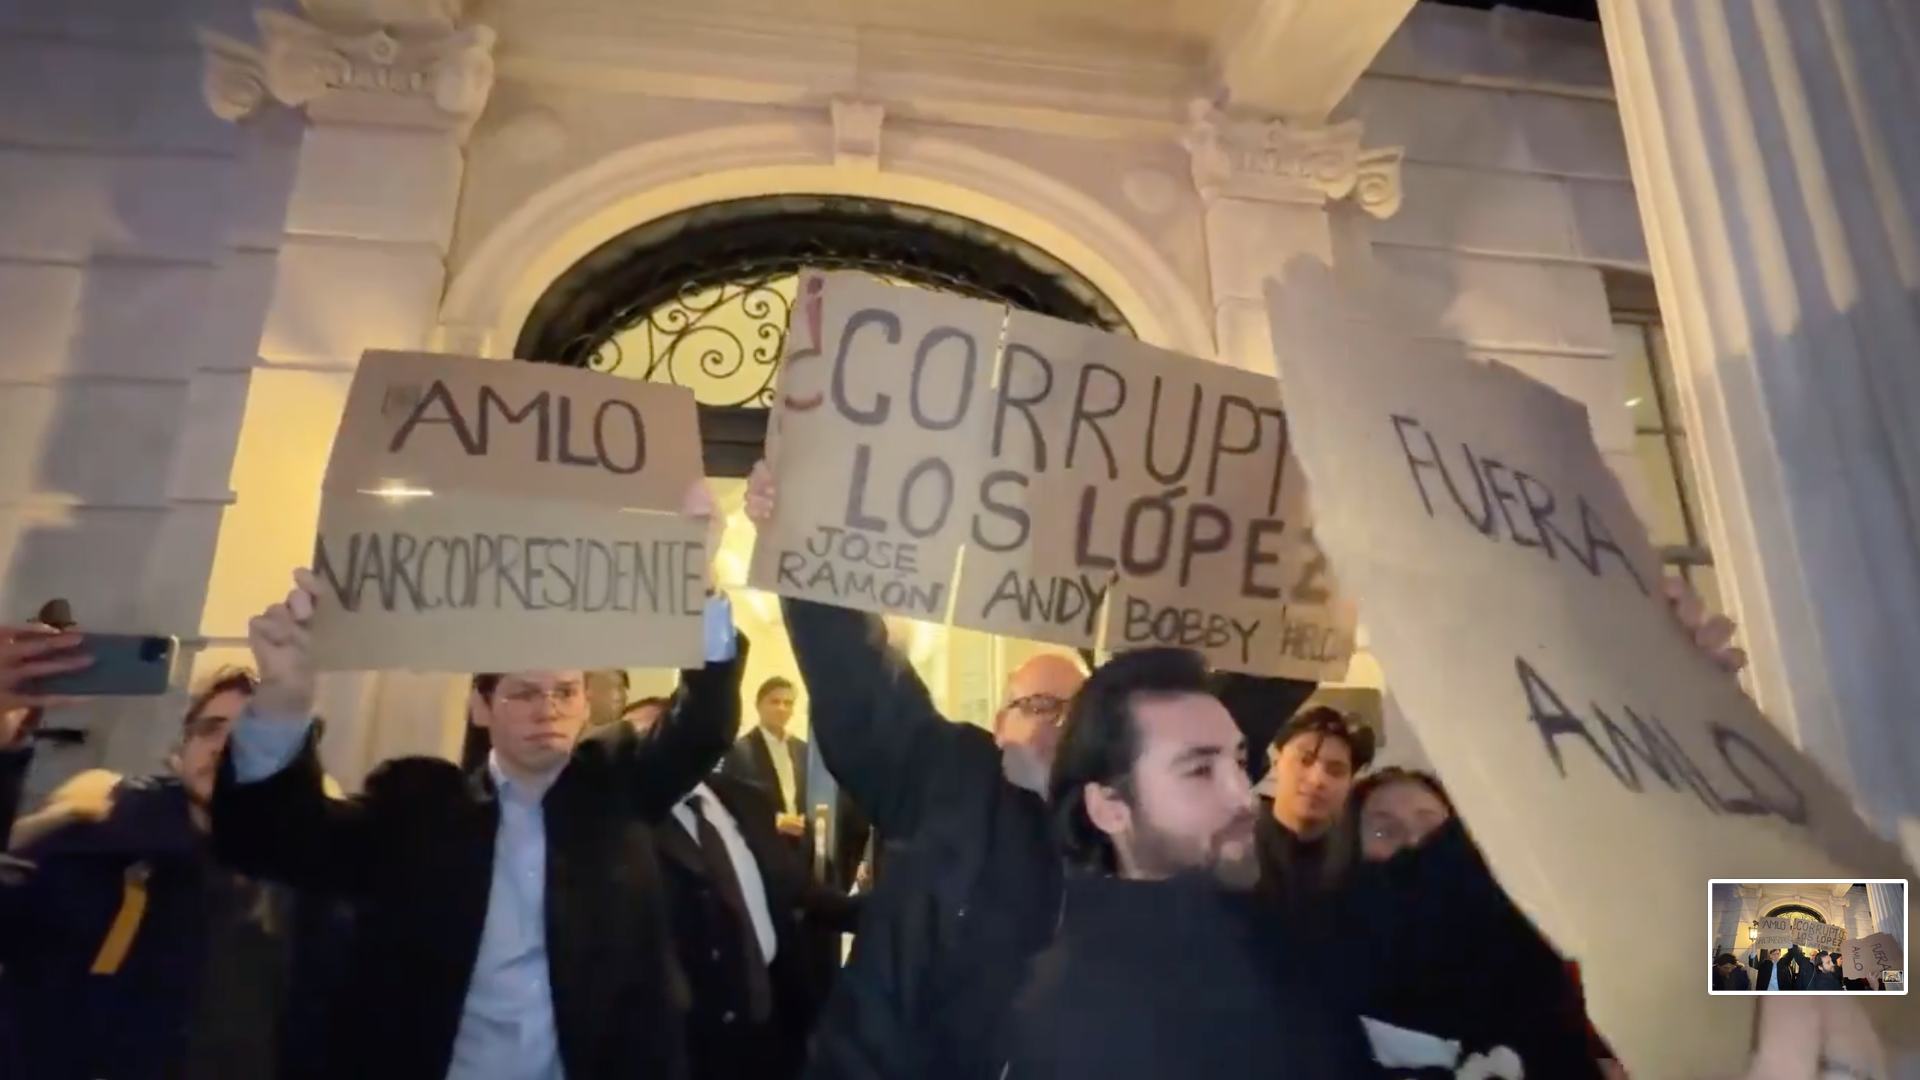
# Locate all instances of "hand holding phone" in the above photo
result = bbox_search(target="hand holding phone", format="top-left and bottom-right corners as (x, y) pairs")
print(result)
(1, 626), (90, 744)
(24, 633), (176, 699)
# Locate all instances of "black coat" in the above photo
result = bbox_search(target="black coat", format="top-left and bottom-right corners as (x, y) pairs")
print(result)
(0, 770), (342, 1080)
(1749, 950), (1784, 991)
(211, 645), (743, 1080)
(725, 727), (810, 815)
(654, 772), (856, 1080)
(1003, 873), (1378, 1080)
(1787, 946), (1842, 991)
(1327, 820), (1605, 1080)
(784, 598), (1315, 1080)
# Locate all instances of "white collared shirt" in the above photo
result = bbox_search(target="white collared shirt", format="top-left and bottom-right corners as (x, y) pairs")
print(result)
(757, 727), (799, 815)
(671, 782), (778, 961)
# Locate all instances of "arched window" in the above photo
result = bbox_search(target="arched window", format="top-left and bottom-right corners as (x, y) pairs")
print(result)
(516, 195), (1130, 476)
(1764, 904), (1826, 923)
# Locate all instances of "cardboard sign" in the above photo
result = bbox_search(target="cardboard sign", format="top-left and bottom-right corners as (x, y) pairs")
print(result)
(1841, 932), (1901, 989)
(1262, 262), (1917, 1076)
(311, 351), (708, 672)
(750, 272), (1353, 679)
(1752, 916), (1846, 952)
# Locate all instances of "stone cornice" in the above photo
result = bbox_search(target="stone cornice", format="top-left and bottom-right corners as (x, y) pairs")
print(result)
(1184, 103), (1403, 218)
(201, 1), (495, 138)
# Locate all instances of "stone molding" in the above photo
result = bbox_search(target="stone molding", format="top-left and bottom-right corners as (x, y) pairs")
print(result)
(201, 1), (495, 137)
(830, 98), (885, 173)
(1184, 102), (1403, 218)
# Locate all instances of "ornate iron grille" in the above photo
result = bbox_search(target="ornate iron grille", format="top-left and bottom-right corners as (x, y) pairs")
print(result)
(515, 195), (1130, 475)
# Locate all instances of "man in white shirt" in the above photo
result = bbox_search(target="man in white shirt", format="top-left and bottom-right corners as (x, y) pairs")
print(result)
(723, 677), (810, 846)
(652, 747), (856, 1080)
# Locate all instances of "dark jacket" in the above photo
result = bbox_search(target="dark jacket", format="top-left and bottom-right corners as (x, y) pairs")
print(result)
(210, 644), (744, 1080)
(1749, 950), (1783, 991)
(655, 772), (856, 1080)
(724, 727), (810, 816)
(1254, 800), (1356, 907)
(785, 598), (1314, 1080)
(1788, 946), (1842, 991)
(1322, 820), (1605, 1080)
(0, 769), (339, 1080)
(1002, 872), (1379, 1079)
(1714, 965), (1752, 991)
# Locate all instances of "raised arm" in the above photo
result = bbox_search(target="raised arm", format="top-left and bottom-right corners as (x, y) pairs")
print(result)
(781, 597), (983, 841)
(747, 459), (993, 840)
(210, 570), (381, 895)
(608, 595), (747, 821)
(1211, 671), (1316, 783)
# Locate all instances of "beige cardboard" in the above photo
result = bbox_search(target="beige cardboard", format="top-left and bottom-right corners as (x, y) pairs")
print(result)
(324, 350), (701, 508)
(311, 351), (707, 671)
(748, 272), (1003, 623)
(1753, 916), (1846, 952)
(1003, 310), (1353, 678)
(1841, 932), (1901, 989)
(752, 273), (1357, 674)
(1263, 262), (1917, 1078)
(310, 490), (707, 672)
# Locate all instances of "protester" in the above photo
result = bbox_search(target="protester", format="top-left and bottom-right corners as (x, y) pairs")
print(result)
(585, 669), (631, 730)
(1258, 705), (1374, 905)
(1715, 953), (1754, 991)
(999, 647), (1378, 1079)
(1345, 767), (1614, 1078)
(0, 667), (347, 1080)
(1787, 946), (1842, 992)
(723, 676), (811, 844)
(212, 482), (744, 1080)
(654, 757), (859, 1080)
(743, 461), (1318, 1080)
(1750, 948), (1789, 992)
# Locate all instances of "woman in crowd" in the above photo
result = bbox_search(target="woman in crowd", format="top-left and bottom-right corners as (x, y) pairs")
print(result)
(1345, 766), (1623, 1080)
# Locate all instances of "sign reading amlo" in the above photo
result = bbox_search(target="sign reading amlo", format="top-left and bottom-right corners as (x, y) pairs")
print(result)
(309, 350), (709, 672)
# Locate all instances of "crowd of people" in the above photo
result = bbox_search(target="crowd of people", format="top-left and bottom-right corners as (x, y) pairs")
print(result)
(1717, 947), (1879, 993)
(0, 465), (1892, 1080)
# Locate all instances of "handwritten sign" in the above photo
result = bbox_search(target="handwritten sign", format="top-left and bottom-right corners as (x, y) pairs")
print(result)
(1752, 917), (1846, 952)
(1840, 932), (1901, 989)
(310, 351), (707, 672)
(1262, 262), (1917, 1076)
(750, 272), (1353, 679)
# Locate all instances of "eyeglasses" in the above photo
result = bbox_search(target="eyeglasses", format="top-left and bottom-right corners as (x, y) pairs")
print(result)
(1006, 693), (1069, 722)
(499, 683), (585, 708)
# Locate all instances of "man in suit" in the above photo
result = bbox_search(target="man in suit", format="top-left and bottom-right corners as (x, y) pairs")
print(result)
(637, 690), (855, 1080)
(1750, 947), (1788, 991)
(724, 677), (809, 847)
(211, 552), (745, 1080)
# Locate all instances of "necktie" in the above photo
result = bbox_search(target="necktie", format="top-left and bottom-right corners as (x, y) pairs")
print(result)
(688, 794), (773, 1023)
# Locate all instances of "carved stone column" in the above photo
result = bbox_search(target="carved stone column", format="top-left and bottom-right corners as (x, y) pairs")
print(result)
(1598, 0), (1920, 856)
(195, 0), (496, 786)
(1185, 103), (1402, 375)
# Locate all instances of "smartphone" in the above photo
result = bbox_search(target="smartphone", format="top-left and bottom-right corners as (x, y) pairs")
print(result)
(28, 633), (179, 697)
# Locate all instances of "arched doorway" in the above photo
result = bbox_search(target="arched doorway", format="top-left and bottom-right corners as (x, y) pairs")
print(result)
(515, 194), (1130, 476)
(509, 194), (1130, 850)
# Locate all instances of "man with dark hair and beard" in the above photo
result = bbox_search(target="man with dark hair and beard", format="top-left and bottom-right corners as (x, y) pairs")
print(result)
(742, 463), (1321, 1080)
(1003, 647), (1377, 1079)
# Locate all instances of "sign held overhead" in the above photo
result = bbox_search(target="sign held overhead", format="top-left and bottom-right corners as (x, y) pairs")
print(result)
(310, 351), (709, 673)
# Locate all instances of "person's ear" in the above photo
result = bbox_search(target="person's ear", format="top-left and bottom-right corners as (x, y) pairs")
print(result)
(1083, 782), (1132, 840)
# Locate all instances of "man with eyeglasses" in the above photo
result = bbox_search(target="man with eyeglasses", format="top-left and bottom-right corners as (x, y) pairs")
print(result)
(209, 487), (746, 1080)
